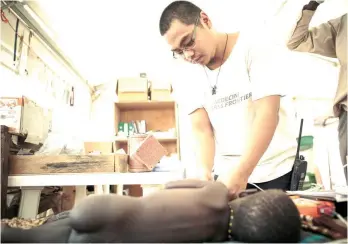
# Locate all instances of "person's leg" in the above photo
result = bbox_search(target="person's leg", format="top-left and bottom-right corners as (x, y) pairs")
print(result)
(338, 110), (347, 184)
(246, 170), (293, 191)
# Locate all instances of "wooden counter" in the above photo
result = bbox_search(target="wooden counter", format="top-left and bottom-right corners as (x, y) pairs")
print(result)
(8, 154), (128, 175)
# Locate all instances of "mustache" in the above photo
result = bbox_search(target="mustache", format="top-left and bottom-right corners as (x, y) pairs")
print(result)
(184, 56), (200, 64)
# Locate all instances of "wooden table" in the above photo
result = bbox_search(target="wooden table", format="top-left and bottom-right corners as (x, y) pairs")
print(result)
(8, 172), (184, 219)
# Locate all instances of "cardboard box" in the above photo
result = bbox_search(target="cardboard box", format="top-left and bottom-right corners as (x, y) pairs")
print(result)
(84, 142), (113, 154)
(116, 78), (148, 101)
(0, 96), (52, 144)
(141, 184), (163, 196)
(0, 97), (23, 133)
(150, 81), (172, 101)
(115, 154), (129, 173)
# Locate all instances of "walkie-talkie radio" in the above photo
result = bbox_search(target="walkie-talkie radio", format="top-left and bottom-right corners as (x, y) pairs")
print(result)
(290, 119), (308, 191)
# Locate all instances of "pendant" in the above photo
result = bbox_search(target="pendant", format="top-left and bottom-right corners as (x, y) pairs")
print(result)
(212, 86), (217, 95)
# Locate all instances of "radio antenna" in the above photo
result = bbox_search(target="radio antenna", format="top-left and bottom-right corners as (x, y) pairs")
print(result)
(295, 119), (304, 160)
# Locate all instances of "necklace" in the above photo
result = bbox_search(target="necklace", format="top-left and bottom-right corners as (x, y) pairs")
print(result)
(204, 33), (229, 95)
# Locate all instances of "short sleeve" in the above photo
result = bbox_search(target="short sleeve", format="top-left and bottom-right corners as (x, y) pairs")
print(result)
(247, 45), (289, 101)
(170, 62), (206, 115)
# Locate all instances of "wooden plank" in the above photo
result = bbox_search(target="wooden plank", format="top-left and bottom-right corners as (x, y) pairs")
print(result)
(175, 103), (181, 160)
(9, 155), (115, 175)
(116, 101), (175, 110)
(1, 125), (10, 218)
(115, 135), (176, 143)
(114, 154), (128, 173)
(84, 142), (113, 154)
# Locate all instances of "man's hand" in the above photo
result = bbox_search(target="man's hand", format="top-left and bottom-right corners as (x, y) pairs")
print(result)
(190, 108), (216, 180)
(216, 164), (248, 196)
(196, 166), (213, 181)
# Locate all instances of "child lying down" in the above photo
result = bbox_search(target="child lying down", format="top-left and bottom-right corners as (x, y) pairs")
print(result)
(1, 179), (301, 243)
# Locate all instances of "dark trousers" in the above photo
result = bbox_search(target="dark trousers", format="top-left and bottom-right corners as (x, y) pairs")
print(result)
(338, 110), (347, 184)
(246, 170), (293, 191)
(214, 170), (293, 191)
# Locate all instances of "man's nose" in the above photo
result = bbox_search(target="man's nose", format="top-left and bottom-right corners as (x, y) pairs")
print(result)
(183, 49), (194, 60)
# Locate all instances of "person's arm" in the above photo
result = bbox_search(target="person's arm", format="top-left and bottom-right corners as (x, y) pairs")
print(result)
(190, 108), (215, 180)
(170, 66), (214, 180)
(235, 96), (280, 178)
(217, 46), (287, 193)
(287, 0), (342, 58)
(217, 98), (280, 190)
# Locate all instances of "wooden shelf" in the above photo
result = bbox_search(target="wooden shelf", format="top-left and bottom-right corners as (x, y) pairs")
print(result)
(114, 98), (181, 197)
(114, 99), (180, 159)
(115, 135), (177, 143)
(115, 100), (175, 110)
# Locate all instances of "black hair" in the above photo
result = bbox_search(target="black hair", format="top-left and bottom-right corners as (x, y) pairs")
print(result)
(159, 1), (202, 36)
(231, 190), (302, 243)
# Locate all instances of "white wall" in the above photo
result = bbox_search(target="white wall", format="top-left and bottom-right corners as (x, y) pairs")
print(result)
(0, 9), (91, 152)
(87, 81), (117, 141)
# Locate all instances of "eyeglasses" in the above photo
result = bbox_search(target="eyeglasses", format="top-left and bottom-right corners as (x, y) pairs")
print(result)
(172, 16), (200, 59)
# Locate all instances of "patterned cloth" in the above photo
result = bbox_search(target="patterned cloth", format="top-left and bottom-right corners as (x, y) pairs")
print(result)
(223, 231), (332, 243)
(1, 216), (50, 229)
(300, 230), (332, 243)
(300, 214), (347, 240)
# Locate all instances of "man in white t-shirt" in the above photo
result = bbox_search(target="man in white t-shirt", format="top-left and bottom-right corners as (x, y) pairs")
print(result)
(159, 1), (298, 194)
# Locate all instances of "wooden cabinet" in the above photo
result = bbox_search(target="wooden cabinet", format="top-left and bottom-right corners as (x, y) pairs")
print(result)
(114, 100), (181, 197)
(114, 100), (181, 161)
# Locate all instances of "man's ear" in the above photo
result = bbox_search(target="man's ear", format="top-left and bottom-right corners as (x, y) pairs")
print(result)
(199, 11), (212, 29)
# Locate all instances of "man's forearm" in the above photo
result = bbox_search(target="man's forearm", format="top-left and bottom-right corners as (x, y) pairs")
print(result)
(287, 9), (316, 51)
(235, 111), (279, 178)
(193, 130), (215, 173)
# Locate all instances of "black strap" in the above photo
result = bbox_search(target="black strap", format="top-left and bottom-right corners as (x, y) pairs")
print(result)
(303, 1), (320, 11)
(13, 18), (19, 62)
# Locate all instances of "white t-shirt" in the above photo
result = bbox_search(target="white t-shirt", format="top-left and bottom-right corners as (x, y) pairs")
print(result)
(172, 32), (299, 183)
